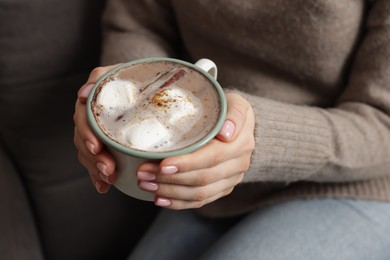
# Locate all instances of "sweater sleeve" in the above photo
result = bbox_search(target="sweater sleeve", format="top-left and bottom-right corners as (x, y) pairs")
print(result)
(240, 0), (390, 183)
(100, 0), (179, 65)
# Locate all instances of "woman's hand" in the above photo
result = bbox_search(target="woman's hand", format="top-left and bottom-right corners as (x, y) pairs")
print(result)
(74, 65), (255, 209)
(137, 93), (255, 209)
(73, 65), (120, 193)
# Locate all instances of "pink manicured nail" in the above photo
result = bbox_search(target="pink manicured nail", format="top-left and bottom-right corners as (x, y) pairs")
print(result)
(79, 83), (94, 99)
(137, 171), (156, 181)
(95, 181), (103, 193)
(96, 162), (108, 175)
(85, 140), (96, 155)
(139, 181), (158, 191)
(219, 120), (235, 139)
(161, 166), (178, 175)
(155, 197), (171, 207)
(99, 172), (111, 184)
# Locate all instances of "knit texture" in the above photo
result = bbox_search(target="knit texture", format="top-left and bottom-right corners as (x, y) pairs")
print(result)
(102, 0), (390, 217)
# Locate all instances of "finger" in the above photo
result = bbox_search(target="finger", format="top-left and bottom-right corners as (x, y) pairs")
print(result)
(154, 187), (235, 210)
(77, 83), (94, 104)
(155, 155), (249, 186)
(151, 171), (243, 201)
(216, 93), (251, 142)
(161, 96), (254, 173)
(74, 127), (117, 184)
(78, 148), (117, 185)
(86, 64), (120, 84)
(78, 152), (111, 193)
(90, 171), (111, 194)
(136, 162), (160, 181)
(77, 64), (122, 103)
(160, 135), (252, 173)
(74, 101), (104, 154)
(77, 149), (97, 176)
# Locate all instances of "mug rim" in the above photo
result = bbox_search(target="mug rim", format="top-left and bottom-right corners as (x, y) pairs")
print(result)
(86, 57), (227, 159)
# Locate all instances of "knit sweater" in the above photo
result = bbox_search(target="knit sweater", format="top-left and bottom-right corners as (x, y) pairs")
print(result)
(101, 0), (390, 217)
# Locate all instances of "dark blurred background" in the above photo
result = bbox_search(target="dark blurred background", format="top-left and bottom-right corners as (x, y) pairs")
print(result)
(0, 1), (158, 259)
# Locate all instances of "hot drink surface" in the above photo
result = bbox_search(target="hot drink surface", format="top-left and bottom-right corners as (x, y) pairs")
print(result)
(91, 61), (220, 152)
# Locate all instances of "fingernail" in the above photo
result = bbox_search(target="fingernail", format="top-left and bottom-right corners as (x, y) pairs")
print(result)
(85, 140), (96, 155)
(161, 166), (178, 175)
(96, 162), (108, 175)
(137, 171), (156, 181)
(99, 172), (111, 184)
(219, 120), (235, 139)
(155, 197), (171, 207)
(79, 83), (94, 99)
(95, 180), (103, 193)
(139, 181), (158, 191)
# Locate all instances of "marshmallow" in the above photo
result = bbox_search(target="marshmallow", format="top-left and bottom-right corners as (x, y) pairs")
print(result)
(123, 118), (172, 150)
(97, 80), (136, 109)
(152, 88), (199, 124)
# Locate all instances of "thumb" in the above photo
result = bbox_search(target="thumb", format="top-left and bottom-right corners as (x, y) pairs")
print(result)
(78, 63), (123, 104)
(216, 93), (250, 143)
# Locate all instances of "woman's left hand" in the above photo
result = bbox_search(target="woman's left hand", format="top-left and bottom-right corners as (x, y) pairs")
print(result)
(136, 92), (255, 209)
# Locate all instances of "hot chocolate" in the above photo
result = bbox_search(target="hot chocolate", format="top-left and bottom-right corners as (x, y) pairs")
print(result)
(91, 61), (221, 153)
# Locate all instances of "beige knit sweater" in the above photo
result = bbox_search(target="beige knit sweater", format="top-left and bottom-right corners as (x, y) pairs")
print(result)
(101, 0), (390, 217)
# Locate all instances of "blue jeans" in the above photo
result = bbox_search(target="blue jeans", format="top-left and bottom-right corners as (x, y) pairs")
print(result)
(128, 199), (390, 260)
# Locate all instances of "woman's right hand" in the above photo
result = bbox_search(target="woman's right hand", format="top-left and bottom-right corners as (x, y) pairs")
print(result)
(73, 65), (120, 193)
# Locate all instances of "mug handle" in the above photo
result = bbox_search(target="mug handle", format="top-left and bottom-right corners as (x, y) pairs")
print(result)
(194, 58), (218, 80)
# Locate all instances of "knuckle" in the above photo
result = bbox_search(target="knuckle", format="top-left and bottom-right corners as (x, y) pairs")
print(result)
(73, 133), (78, 147)
(90, 66), (106, 77)
(236, 172), (245, 183)
(224, 187), (235, 196)
(229, 97), (250, 121)
(193, 200), (205, 209)
(73, 128), (86, 149)
(196, 173), (212, 186)
(240, 158), (251, 172)
(73, 112), (79, 125)
(158, 174), (175, 184)
(231, 104), (248, 121)
(243, 134), (255, 153)
(248, 137), (255, 151)
(193, 189), (209, 201)
(74, 125), (88, 142)
(238, 140), (254, 172)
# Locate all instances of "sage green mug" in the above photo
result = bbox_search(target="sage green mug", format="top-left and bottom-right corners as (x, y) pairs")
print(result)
(87, 57), (227, 201)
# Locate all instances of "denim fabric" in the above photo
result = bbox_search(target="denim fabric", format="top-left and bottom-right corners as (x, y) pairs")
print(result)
(128, 199), (390, 260)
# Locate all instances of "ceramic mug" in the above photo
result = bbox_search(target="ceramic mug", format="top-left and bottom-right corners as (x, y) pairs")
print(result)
(87, 57), (227, 201)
